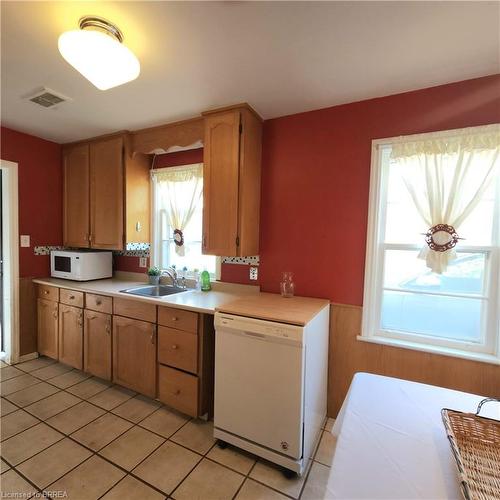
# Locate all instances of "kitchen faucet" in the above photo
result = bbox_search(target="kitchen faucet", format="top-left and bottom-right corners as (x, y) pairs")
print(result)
(161, 267), (186, 289)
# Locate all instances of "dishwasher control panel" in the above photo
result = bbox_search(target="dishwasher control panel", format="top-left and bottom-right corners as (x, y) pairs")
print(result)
(215, 313), (304, 343)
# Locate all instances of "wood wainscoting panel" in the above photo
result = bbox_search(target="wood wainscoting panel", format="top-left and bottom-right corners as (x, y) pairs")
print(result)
(19, 278), (37, 356)
(328, 303), (500, 417)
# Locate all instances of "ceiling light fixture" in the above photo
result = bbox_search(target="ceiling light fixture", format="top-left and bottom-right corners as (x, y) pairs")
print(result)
(58, 16), (140, 91)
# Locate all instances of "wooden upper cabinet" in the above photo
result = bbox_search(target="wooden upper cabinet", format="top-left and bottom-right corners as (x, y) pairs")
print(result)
(202, 110), (240, 256)
(63, 144), (90, 248)
(90, 136), (124, 250)
(124, 145), (151, 245)
(202, 104), (262, 257)
(63, 133), (151, 251)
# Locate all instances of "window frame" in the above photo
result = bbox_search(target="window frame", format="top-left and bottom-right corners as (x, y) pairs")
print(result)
(361, 133), (500, 365)
(150, 164), (221, 280)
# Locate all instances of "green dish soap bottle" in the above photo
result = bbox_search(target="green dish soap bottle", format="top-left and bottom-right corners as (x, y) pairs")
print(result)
(200, 270), (211, 292)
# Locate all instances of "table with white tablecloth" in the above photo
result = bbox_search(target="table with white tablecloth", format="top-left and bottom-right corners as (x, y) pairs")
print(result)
(327, 373), (499, 499)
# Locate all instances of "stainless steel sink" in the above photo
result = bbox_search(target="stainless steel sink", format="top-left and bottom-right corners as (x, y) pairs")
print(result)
(120, 285), (188, 297)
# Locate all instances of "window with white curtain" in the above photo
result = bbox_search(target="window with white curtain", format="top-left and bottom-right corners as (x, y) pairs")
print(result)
(151, 163), (217, 277)
(362, 124), (500, 363)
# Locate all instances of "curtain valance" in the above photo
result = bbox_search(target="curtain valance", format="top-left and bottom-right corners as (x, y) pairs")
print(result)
(391, 124), (500, 160)
(151, 163), (203, 183)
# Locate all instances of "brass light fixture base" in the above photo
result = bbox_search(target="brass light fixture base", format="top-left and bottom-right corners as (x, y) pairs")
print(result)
(79, 16), (124, 43)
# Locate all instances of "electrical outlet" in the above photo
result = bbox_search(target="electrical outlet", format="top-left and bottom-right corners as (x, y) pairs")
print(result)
(249, 266), (258, 280)
(139, 257), (147, 268)
(20, 235), (30, 247)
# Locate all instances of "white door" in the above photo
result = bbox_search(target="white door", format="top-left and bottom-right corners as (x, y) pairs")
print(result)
(214, 316), (305, 459)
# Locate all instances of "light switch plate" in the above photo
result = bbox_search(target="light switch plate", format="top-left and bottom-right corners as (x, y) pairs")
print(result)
(139, 257), (147, 268)
(249, 266), (258, 280)
(20, 235), (30, 247)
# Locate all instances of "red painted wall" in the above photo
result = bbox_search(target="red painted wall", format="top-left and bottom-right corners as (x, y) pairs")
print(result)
(153, 148), (203, 168)
(1, 127), (62, 278)
(259, 74), (500, 305)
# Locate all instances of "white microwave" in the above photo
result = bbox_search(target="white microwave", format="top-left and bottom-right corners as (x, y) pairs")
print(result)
(50, 250), (113, 281)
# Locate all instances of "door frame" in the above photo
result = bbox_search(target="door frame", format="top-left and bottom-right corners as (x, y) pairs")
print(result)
(0, 160), (20, 364)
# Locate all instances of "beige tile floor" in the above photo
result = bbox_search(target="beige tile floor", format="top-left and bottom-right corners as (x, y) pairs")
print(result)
(1, 357), (337, 499)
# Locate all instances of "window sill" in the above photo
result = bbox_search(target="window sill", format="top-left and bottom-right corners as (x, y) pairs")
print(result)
(356, 335), (500, 366)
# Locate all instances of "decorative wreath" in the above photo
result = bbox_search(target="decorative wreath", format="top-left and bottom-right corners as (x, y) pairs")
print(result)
(424, 224), (460, 252)
(173, 229), (184, 247)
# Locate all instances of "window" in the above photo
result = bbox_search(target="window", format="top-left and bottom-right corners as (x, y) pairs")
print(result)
(362, 125), (500, 363)
(151, 163), (217, 277)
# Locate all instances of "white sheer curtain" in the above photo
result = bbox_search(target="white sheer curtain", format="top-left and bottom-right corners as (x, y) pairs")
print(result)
(152, 163), (203, 256)
(390, 124), (500, 274)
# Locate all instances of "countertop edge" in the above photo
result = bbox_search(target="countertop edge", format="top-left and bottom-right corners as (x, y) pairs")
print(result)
(32, 278), (226, 314)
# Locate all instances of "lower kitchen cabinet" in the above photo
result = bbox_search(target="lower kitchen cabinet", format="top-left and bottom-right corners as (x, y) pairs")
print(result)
(58, 304), (83, 369)
(37, 298), (59, 359)
(84, 310), (112, 380)
(158, 365), (199, 417)
(113, 315), (157, 398)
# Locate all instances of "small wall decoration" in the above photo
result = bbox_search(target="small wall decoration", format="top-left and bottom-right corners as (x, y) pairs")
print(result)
(173, 229), (184, 247)
(425, 224), (461, 252)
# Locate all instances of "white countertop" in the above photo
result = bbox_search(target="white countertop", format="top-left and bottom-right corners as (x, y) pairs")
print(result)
(32, 276), (259, 315)
(328, 373), (499, 499)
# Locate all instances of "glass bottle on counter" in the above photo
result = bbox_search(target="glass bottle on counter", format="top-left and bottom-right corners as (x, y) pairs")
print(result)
(280, 272), (295, 298)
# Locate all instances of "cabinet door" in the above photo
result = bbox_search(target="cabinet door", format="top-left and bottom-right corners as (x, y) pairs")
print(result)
(37, 299), (58, 359)
(58, 304), (83, 369)
(84, 310), (112, 380)
(90, 136), (124, 250)
(125, 150), (151, 244)
(113, 316), (156, 397)
(63, 144), (90, 247)
(202, 111), (240, 256)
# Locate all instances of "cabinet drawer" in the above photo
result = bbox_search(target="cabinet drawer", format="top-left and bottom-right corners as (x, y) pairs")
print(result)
(60, 289), (84, 308)
(37, 284), (59, 302)
(113, 297), (156, 323)
(158, 306), (198, 333)
(158, 365), (198, 417)
(86, 293), (112, 314)
(158, 326), (198, 374)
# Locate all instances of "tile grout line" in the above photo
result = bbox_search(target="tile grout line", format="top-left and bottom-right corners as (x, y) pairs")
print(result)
(3, 360), (327, 499)
(3, 382), (196, 498)
(0, 455), (44, 495)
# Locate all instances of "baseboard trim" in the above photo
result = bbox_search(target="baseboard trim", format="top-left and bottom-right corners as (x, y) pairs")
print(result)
(16, 352), (38, 363)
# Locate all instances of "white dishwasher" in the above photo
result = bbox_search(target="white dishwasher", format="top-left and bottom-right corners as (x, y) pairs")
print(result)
(214, 308), (329, 475)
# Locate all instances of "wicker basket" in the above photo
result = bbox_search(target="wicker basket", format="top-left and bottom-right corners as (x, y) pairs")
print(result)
(442, 398), (500, 500)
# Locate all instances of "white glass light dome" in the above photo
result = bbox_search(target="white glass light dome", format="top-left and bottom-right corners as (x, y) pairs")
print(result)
(58, 17), (140, 91)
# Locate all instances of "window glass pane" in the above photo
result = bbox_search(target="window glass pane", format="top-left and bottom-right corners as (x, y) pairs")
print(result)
(164, 239), (216, 275)
(456, 182), (495, 246)
(381, 290), (483, 343)
(383, 250), (486, 296)
(385, 158), (427, 244)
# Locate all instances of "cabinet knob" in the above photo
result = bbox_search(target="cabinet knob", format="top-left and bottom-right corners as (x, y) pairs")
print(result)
(174, 389), (181, 396)
(69, 295), (75, 300)
(44, 290), (49, 295)
(172, 344), (178, 350)
(172, 317), (178, 322)
(96, 299), (102, 306)
(150, 325), (156, 344)
(106, 320), (111, 335)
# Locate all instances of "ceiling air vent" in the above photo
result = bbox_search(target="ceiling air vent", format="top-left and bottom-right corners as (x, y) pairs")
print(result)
(26, 88), (71, 108)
